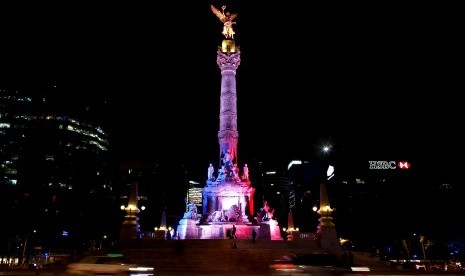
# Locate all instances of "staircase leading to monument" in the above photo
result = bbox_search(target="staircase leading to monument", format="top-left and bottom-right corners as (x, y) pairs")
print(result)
(120, 239), (321, 272)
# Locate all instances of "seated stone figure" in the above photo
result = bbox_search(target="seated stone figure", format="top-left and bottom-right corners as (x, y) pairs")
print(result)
(259, 200), (275, 221)
(216, 166), (226, 182)
(183, 201), (198, 220)
(221, 150), (236, 179)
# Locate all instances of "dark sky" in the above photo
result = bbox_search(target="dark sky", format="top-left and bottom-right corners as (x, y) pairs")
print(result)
(1, 1), (464, 183)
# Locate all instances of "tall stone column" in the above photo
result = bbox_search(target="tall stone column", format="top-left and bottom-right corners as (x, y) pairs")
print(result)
(217, 48), (241, 166)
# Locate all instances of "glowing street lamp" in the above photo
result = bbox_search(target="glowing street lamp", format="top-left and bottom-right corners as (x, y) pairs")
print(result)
(120, 204), (136, 217)
(99, 235), (108, 249)
(120, 204), (145, 217)
(322, 143), (333, 155)
(119, 182), (143, 244)
(322, 205), (332, 217)
(22, 229), (37, 265)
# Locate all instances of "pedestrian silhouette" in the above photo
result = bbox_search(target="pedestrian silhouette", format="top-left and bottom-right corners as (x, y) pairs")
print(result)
(342, 251), (349, 266)
(232, 225), (237, 239)
(349, 251), (354, 266)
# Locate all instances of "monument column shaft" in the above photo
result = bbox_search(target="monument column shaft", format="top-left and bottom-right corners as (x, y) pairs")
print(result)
(217, 50), (241, 164)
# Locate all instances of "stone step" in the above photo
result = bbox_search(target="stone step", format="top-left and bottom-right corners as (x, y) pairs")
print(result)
(118, 239), (324, 272)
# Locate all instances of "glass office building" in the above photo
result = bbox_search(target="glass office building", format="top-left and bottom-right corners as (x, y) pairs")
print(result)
(0, 90), (116, 253)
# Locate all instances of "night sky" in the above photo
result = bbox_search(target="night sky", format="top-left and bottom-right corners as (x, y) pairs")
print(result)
(3, 2), (463, 171)
(1, 2), (464, 231)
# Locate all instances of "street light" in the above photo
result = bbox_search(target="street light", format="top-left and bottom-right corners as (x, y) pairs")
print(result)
(120, 204), (145, 217)
(315, 204), (333, 218)
(324, 205), (332, 217)
(99, 235), (107, 249)
(22, 229), (37, 265)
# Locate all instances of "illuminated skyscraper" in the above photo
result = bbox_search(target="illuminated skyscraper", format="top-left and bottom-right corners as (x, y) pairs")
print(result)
(0, 89), (116, 251)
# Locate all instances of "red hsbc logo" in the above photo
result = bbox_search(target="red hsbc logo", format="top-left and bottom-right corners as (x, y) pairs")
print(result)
(369, 161), (411, 170)
(397, 161), (410, 169)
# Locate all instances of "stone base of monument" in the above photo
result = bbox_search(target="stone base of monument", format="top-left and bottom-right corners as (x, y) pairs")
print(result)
(198, 224), (227, 239)
(120, 223), (139, 239)
(197, 223), (261, 239)
(177, 219), (199, 239)
(119, 218), (140, 247)
(263, 219), (283, 241)
(176, 221), (280, 241)
(318, 226), (341, 252)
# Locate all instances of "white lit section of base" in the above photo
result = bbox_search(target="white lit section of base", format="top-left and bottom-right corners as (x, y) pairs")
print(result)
(351, 267), (370, 271)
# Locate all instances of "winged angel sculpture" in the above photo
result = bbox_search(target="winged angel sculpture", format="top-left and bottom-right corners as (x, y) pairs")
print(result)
(211, 5), (238, 39)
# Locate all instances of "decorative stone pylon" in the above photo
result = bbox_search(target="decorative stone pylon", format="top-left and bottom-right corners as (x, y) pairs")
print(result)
(159, 208), (167, 231)
(286, 211), (297, 241)
(317, 177), (341, 252)
(119, 182), (141, 247)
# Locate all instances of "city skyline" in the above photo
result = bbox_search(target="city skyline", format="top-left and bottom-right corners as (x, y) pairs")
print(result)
(2, 2), (463, 181)
(1, 2), (464, 242)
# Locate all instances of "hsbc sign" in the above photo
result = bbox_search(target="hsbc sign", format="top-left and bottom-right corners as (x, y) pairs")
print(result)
(369, 161), (411, 170)
(369, 161), (396, 169)
(397, 161), (410, 169)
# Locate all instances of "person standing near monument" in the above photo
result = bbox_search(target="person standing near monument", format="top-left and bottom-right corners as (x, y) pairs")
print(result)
(252, 229), (257, 243)
(349, 251), (354, 266)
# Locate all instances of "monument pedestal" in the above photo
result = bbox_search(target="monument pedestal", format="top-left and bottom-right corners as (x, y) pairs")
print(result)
(119, 215), (140, 247)
(177, 219), (199, 239)
(318, 226), (340, 252)
(268, 220), (283, 240)
(317, 216), (341, 252)
(317, 179), (341, 252)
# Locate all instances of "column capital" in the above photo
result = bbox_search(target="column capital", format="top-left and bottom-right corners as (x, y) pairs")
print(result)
(217, 51), (241, 73)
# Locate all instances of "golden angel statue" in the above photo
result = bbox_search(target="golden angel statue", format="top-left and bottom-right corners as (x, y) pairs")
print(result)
(210, 4), (238, 39)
